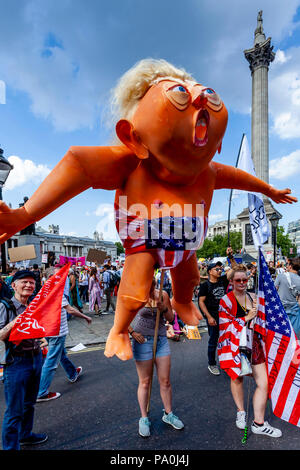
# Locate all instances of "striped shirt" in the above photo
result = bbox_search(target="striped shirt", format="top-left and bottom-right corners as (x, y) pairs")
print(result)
(57, 279), (70, 337)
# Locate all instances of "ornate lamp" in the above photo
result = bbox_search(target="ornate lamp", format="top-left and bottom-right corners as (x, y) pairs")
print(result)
(270, 212), (280, 266)
(0, 147), (13, 273)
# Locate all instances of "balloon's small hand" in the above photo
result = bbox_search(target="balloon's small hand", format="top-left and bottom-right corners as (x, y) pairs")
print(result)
(0, 202), (34, 243)
(269, 188), (297, 204)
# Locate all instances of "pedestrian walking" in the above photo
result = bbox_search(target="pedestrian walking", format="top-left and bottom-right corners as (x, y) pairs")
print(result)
(89, 267), (102, 315)
(275, 257), (300, 335)
(129, 278), (184, 438)
(0, 270), (48, 450)
(198, 261), (230, 375)
(37, 266), (92, 402)
(31, 264), (42, 297)
(79, 268), (89, 304)
(69, 268), (83, 312)
(102, 265), (116, 314)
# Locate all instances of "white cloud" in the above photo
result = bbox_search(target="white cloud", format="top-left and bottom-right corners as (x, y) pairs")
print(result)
(269, 47), (300, 139)
(1, 1), (300, 131)
(269, 149), (300, 179)
(4, 155), (51, 190)
(274, 49), (290, 65)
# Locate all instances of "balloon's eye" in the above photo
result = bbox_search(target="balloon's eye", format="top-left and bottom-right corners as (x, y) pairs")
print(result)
(173, 85), (188, 93)
(165, 84), (191, 110)
(201, 87), (223, 111)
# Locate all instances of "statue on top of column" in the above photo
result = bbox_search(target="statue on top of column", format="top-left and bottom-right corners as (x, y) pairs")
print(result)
(254, 10), (266, 46)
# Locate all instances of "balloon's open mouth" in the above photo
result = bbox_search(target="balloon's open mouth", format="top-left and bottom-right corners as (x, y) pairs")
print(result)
(194, 109), (209, 147)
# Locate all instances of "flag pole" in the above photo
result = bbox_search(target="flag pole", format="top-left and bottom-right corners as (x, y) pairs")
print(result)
(242, 245), (260, 445)
(227, 133), (245, 246)
(147, 269), (165, 414)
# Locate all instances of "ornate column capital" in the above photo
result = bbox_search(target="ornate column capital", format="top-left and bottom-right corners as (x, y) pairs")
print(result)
(244, 38), (275, 73)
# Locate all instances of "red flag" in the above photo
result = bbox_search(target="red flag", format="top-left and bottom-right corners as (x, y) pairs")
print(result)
(9, 263), (71, 343)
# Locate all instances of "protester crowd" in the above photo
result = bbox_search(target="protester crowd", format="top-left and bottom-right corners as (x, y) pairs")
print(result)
(0, 251), (300, 448)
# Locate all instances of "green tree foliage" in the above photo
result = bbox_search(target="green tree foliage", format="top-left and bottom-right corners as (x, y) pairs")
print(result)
(115, 241), (125, 255)
(277, 225), (297, 257)
(197, 232), (242, 259)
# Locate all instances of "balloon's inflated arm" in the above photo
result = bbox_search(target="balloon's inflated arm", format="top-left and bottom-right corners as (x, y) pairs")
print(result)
(212, 162), (298, 204)
(0, 145), (138, 243)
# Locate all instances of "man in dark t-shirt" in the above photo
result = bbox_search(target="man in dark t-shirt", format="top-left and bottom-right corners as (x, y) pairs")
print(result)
(198, 261), (230, 375)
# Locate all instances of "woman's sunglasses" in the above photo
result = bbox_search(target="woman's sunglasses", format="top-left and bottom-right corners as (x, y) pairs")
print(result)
(233, 278), (248, 283)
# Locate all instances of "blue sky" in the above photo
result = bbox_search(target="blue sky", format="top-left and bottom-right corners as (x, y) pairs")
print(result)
(1, 0), (300, 241)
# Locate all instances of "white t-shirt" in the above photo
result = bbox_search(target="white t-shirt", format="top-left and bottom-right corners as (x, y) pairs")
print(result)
(275, 272), (300, 308)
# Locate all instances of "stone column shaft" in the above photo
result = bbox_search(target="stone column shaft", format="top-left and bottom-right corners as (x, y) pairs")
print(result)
(251, 64), (269, 183)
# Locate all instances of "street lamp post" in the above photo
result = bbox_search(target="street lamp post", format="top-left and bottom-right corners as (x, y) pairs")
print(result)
(0, 147), (14, 274)
(270, 212), (280, 267)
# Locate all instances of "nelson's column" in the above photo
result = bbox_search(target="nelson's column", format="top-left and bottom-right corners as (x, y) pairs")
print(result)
(237, 11), (282, 259)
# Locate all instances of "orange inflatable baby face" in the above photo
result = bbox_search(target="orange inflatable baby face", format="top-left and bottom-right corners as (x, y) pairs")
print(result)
(127, 78), (228, 177)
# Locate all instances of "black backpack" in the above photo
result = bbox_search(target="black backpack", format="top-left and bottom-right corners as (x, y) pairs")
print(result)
(0, 297), (16, 318)
(0, 280), (13, 300)
(109, 271), (120, 288)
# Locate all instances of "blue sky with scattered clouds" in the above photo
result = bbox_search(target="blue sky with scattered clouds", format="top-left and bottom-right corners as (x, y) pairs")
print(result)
(1, 0), (300, 240)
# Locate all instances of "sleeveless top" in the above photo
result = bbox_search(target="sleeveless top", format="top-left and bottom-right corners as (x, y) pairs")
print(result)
(235, 292), (254, 318)
(132, 306), (166, 336)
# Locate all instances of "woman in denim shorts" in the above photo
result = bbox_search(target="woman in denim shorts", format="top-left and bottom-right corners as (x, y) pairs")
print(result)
(129, 278), (184, 437)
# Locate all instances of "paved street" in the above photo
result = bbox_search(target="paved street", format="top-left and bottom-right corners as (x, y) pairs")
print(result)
(0, 303), (299, 453)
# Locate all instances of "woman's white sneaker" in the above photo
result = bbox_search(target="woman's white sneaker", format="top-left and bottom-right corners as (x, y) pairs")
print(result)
(236, 411), (246, 429)
(251, 421), (282, 438)
(139, 417), (151, 437)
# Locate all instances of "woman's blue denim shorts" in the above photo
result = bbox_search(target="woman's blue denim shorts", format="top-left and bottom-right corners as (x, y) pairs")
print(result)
(132, 335), (170, 361)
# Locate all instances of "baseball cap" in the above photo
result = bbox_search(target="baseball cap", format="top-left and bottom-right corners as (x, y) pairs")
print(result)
(12, 270), (36, 283)
(207, 261), (223, 272)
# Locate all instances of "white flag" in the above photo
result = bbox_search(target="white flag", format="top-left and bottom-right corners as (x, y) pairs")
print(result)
(248, 193), (270, 248)
(232, 135), (256, 199)
(232, 135), (270, 248)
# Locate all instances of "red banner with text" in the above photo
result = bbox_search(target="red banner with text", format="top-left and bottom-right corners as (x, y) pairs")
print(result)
(9, 263), (70, 343)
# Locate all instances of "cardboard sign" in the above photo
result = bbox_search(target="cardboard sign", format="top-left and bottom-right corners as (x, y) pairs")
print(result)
(59, 256), (85, 266)
(183, 325), (201, 340)
(86, 249), (107, 265)
(41, 254), (48, 263)
(8, 245), (36, 262)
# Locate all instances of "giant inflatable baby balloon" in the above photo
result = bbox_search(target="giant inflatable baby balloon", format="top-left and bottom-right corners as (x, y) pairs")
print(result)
(0, 59), (297, 360)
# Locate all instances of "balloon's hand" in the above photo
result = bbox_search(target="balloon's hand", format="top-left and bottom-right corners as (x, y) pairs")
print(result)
(269, 188), (297, 204)
(0, 202), (34, 243)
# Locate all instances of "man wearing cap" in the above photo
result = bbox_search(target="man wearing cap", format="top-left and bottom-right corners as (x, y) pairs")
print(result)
(0, 270), (48, 450)
(198, 249), (235, 375)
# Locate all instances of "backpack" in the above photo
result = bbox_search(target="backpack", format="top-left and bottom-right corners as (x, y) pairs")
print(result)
(0, 297), (17, 365)
(163, 274), (171, 288)
(109, 271), (120, 289)
(0, 280), (13, 300)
